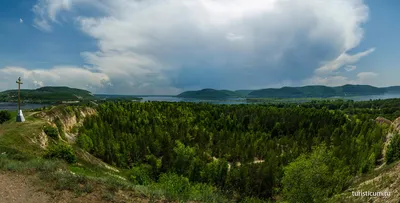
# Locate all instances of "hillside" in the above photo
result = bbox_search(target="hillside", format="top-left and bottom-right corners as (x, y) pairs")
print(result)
(177, 88), (240, 99)
(0, 106), (165, 203)
(248, 84), (386, 98)
(2, 99), (400, 202)
(0, 86), (95, 103)
(385, 86), (400, 93)
(329, 116), (400, 203)
(177, 84), (400, 99)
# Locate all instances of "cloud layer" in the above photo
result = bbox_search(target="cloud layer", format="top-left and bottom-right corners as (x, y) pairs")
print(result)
(1, 0), (377, 93)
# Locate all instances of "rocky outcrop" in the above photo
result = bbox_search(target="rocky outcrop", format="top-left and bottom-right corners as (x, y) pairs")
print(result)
(376, 116), (400, 165)
(392, 117), (400, 131)
(35, 106), (96, 143)
(376, 117), (392, 126)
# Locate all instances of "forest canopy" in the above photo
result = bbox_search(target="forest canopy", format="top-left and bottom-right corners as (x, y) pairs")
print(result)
(77, 100), (389, 202)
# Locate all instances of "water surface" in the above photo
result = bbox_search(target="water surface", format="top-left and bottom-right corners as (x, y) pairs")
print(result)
(0, 102), (47, 111)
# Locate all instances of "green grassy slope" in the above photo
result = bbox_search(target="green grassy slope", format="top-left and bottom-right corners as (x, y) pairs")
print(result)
(0, 111), (47, 157)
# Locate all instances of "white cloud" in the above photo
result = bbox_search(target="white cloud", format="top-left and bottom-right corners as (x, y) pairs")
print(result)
(32, 0), (98, 31)
(357, 71), (378, 84)
(315, 48), (375, 75)
(0, 66), (110, 92)
(226, 33), (244, 41)
(22, 0), (375, 93)
(304, 76), (356, 87)
(344, 65), (357, 72)
(19, 18), (23, 24)
(304, 71), (380, 87)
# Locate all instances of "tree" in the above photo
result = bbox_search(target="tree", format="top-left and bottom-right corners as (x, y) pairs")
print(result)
(282, 145), (350, 203)
(77, 133), (94, 152)
(0, 110), (11, 124)
(386, 133), (400, 164)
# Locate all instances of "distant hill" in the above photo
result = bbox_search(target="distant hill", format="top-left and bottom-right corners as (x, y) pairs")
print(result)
(249, 84), (386, 98)
(177, 88), (240, 99)
(234, 90), (254, 97)
(385, 86), (400, 93)
(0, 86), (95, 103)
(178, 85), (400, 99)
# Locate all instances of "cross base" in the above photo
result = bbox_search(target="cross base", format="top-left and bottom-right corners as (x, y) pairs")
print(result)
(16, 110), (25, 122)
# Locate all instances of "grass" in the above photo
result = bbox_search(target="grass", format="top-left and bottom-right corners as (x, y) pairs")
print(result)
(0, 111), (47, 157)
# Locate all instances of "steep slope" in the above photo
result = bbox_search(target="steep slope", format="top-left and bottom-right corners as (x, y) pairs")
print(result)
(329, 116), (400, 202)
(0, 107), (160, 203)
(330, 162), (400, 203)
(34, 105), (96, 143)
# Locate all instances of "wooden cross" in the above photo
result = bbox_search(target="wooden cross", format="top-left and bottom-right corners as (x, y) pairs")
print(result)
(16, 77), (23, 111)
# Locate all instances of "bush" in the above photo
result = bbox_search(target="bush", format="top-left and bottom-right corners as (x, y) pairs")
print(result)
(128, 164), (153, 185)
(76, 133), (93, 151)
(157, 173), (191, 201)
(386, 133), (400, 164)
(281, 145), (351, 203)
(44, 125), (59, 139)
(0, 110), (12, 124)
(45, 144), (77, 163)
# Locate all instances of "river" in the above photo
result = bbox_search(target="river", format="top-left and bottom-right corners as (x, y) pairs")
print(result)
(2, 93), (400, 111)
(0, 102), (48, 111)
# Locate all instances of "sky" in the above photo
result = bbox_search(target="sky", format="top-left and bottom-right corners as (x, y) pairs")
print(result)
(0, 0), (399, 95)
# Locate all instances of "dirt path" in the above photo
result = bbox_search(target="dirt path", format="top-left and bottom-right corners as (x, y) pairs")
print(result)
(0, 172), (51, 203)
(0, 172), (151, 203)
(0, 172), (109, 203)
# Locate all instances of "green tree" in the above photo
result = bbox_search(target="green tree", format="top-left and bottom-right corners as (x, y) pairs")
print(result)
(43, 125), (59, 139)
(45, 144), (77, 164)
(282, 145), (350, 203)
(76, 133), (94, 151)
(386, 133), (400, 164)
(0, 110), (11, 124)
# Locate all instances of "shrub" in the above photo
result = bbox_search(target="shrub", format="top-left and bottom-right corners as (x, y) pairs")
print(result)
(157, 173), (191, 201)
(44, 125), (59, 139)
(128, 164), (153, 185)
(45, 144), (77, 163)
(386, 133), (400, 164)
(0, 110), (12, 124)
(76, 133), (93, 151)
(281, 145), (351, 203)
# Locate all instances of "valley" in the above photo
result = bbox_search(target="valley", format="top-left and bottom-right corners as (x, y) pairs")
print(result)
(1, 98), (400, 202)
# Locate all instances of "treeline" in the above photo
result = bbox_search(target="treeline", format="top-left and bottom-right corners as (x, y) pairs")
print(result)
(264, 98), (400, 120)
(78, 101), (387, 201)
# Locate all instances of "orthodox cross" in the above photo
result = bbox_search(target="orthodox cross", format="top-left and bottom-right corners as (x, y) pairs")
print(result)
(16, 77), (23, 111)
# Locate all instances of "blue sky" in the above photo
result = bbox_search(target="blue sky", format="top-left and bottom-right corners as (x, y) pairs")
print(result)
(0, 0), (399, 94)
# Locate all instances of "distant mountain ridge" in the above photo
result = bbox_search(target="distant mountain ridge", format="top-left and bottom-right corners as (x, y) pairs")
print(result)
(177, 88), (240, 99)
(0, 86), (95, 103)
(177, 85), (400, 99)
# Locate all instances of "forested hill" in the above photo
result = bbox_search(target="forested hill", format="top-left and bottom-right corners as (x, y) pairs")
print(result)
(0, 86), (95, 103)
(178, 84), (400, 99)
(177, 88), (241, 99)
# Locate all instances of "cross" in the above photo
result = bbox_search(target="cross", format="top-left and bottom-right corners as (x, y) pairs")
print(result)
(16, 77), (23, 111)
